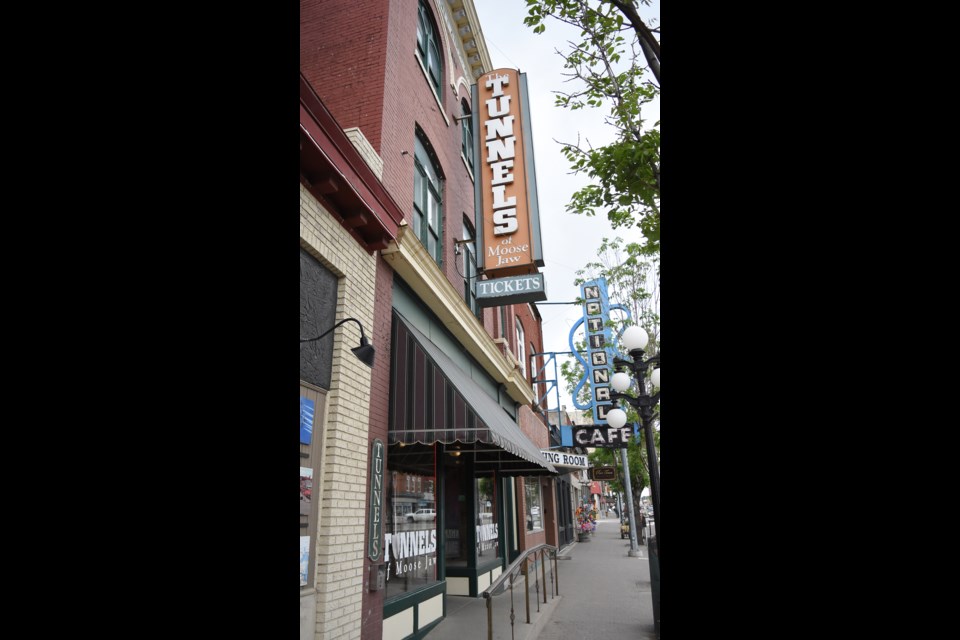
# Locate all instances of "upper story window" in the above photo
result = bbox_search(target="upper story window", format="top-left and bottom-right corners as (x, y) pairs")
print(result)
(413, 130), (444, 265)
(515, 317), (526, 379)
(461, 100), (474, 173)
(417, 0), (443, 97)
(463, 218), (479, 317)
(530, 342), (536, 381)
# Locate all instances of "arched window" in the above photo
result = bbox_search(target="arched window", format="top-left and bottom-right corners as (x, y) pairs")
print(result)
(515, 317), (525, 379)
(413, 129), (444, 264)
(416, 0), (443, 97)
(530, 342), (536, 382)
(461, 99), (474, 173)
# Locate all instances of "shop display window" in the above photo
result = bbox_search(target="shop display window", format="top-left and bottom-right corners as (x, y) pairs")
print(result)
(385, 462), (439, 600)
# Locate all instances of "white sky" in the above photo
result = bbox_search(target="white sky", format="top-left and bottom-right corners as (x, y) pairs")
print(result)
(472, 0), (660, 410)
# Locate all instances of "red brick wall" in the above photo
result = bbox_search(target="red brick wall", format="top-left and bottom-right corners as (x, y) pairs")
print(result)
(518, 405), (548, 450)
(303, 0), (491, 335)
(300, 0), (390, 153)
(378, 0), (480, 316)
(360, 256), (394, 640)
(303, 3), (539, 634)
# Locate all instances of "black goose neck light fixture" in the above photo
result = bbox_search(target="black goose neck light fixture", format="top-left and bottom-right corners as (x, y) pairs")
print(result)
(300, 317), (375, 368)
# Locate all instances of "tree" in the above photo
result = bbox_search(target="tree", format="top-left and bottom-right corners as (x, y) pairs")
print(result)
(587, 428), (658, 518)
(524, 0), (660, 251)
(559, 237), (660, 516)
(559, 236), (659, 393)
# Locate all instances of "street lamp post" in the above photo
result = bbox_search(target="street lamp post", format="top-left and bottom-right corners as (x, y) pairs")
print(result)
(605, 326), (660, 557)
(605, 326), (660, 638)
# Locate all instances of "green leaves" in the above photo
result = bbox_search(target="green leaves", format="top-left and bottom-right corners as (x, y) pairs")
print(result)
(524, 0), (660, 252)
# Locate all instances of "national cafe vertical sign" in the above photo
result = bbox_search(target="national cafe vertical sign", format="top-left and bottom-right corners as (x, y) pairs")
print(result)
(472, 68), (547, 306)
(561, 278), (631, 447)
(582, 278), (617, 424)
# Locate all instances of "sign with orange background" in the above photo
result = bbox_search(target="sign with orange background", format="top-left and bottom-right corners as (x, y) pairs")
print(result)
(476, 68), (538, 277)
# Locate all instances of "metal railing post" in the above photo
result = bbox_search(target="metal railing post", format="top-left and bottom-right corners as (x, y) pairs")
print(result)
(541, 552), (548, 604)
(510, 575), (516, 640)
(553, 551), (559, 596)
(486, 594), (493, 640)
(524, 560), (531, 624)
(480, 544), (559, 636)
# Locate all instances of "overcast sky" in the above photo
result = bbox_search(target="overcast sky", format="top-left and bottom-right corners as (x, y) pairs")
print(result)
(472, 0), (660, 411)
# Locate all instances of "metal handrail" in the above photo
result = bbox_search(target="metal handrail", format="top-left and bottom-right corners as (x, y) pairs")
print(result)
(481, 543), (559, 640)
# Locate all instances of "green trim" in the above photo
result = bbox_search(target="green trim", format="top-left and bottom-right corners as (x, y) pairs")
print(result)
(503, 476), (520, 564)
(383, 581), (447, 619)
(413, 616), (445, 640)
(437, 448), (446, 578)
(476, 556), (503, 575)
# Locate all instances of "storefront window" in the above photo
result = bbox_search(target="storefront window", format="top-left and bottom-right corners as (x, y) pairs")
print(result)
(476, 476), (499, 560)
(444, 459), (469, 567)
(524, 477), (543, 531)
(385, 463), (439, 600)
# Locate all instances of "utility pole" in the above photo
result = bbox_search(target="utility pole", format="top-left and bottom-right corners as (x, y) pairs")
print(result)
(617, 446), (641, 557)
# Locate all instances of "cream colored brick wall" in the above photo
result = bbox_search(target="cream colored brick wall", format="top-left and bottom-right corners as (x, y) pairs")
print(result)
(343, 127), (384, 180)
(301, 183), (377, 640)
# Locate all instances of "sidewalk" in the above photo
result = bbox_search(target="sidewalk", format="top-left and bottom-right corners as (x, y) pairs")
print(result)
(536, 516), (657, 640)
(427, 515), (656, 640)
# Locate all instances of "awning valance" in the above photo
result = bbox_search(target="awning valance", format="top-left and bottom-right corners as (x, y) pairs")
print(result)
(389, 312), (556, 476)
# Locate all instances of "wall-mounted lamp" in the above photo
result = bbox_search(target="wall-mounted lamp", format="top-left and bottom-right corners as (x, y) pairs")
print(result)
(448, 445), (461, 457)
(300, 317), (375, 368)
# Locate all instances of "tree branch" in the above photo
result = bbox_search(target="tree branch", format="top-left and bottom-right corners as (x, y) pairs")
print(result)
(609, 0), (660, 85)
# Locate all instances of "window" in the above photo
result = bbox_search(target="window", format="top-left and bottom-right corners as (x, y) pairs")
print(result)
(416, 0), (443, 97)
(500, 307), (507, 339)
(476, 476), (499, 560)
(413, 131), (443, 264)
(385, 463), (439, 599)
(530, 342), (536, 382)
(463, 218), (479, 317)
(524, 477), (543, 531)
(515, 317), (525, 379)
(300, 386), (327, 590)
(461, 100), (474, 173)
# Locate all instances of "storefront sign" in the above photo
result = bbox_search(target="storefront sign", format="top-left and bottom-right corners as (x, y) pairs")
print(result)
(300, 396), (315, 445)
(384, 530), (438, 578)
(573, 424), (632, 448)
(590, 466), (616, 480)
(539, 450), (589, 468)
(582, 280), (616, 424)
(474, 68), (544, 278)
(477, 523), (498, 554)
(563, 278), (634, 447)
(476, 273), (546, 306)
(368, 439), (384, 561)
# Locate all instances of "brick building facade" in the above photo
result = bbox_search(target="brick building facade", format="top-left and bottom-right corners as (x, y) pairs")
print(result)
(299, 2), (562, 639)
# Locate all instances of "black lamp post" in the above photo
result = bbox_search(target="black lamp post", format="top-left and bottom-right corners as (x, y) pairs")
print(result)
(605, 326), (660, 556)
(605, 326), (660, 638)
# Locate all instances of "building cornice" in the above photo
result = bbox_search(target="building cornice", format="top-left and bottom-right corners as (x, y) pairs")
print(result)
(446, 0), (494, 80)
(382, 223), (534, 406)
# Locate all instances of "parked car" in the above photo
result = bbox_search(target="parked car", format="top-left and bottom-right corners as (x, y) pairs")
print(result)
(406, 508), (436, 522)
